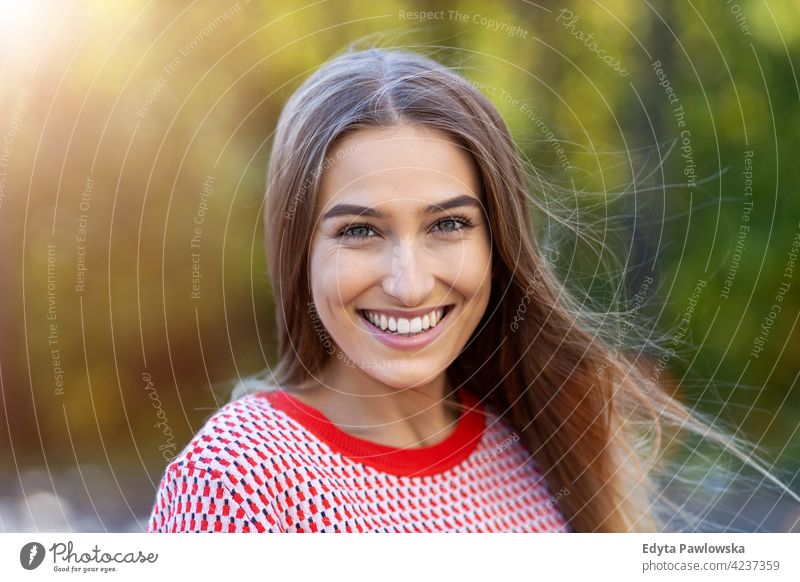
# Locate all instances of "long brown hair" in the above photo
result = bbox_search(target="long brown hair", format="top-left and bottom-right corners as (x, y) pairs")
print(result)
(243, 47), (793, 532)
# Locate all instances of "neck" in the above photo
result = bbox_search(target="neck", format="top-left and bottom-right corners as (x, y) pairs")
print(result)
(289, 356), (460, 449)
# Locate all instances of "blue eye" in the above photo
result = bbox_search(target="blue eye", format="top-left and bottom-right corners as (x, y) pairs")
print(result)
(432, 215), (473, 234)
(335, 215), (475, 240)
(339, 224), (376, 240)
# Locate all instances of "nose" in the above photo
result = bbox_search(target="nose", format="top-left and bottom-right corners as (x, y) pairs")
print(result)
(382, 237), (435, 306)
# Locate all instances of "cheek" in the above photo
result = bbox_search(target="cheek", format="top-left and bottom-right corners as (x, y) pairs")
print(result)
(438, 238), (492, 299)
(310, 246), (370, 311)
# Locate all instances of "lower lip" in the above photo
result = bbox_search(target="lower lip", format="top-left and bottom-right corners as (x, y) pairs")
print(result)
(357, 307), (453, 351)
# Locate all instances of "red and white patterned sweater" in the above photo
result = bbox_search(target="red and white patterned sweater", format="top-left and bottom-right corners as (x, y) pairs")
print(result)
(146, 388), (571, 533)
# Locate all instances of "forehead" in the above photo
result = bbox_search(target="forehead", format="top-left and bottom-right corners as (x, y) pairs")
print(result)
(317, 124), (480, 211)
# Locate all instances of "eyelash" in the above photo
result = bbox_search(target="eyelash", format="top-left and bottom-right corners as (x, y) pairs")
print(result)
(336, 214), (475, 241)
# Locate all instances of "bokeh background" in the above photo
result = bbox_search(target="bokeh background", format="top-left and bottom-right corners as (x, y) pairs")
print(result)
(1, 0), (798, 532)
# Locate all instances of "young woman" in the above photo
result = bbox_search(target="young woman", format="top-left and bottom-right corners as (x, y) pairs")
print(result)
(147, 47), (785, 533)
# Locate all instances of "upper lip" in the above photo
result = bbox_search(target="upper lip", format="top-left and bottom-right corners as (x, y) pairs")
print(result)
(357, 305), (453, 319)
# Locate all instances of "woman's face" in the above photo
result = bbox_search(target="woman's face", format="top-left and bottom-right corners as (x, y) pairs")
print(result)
(308, 124), (492, 390)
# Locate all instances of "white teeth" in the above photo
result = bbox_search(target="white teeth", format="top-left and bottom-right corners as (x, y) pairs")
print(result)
(397, 318), (410, 334)
(362, 307), (449, 335)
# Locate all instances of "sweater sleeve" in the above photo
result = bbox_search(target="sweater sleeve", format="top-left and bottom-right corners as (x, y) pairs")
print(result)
(146, 462), (283, 533)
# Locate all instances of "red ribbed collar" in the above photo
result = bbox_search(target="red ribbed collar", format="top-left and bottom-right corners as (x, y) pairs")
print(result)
(259, 388), (485, 477)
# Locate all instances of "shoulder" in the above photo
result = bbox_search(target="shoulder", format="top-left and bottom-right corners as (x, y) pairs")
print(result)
(471, 401), (549, 483)
(146, 389), (309, 532)
(170, 390), (302, 470)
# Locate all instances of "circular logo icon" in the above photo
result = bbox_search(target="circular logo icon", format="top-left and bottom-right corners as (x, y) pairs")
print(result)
(20, 542), (46, 570)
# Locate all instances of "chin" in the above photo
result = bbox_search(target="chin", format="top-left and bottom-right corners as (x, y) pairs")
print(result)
(356, 359), (447, 390)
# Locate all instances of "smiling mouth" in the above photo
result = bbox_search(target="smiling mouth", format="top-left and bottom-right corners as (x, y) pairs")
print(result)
(356, 305), (455, 337)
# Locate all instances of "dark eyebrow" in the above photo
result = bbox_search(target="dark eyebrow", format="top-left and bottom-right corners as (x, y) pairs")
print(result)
(322, 194), (482, 221)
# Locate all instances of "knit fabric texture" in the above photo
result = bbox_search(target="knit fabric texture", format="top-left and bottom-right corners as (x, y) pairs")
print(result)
(147, 388), (571, 533)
